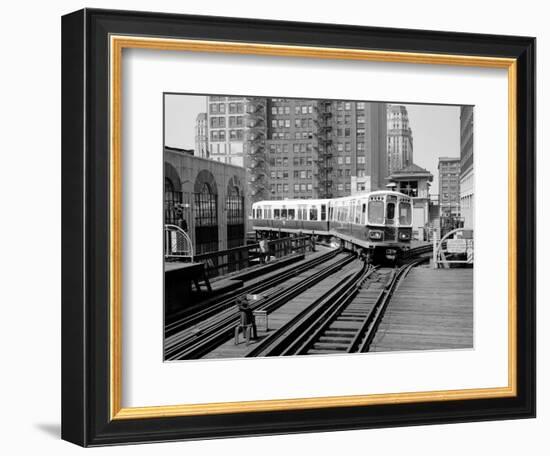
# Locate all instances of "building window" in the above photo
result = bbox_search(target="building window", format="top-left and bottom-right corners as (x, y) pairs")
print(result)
(195, 183), (217, 227)
(229, 116), (243, 127)
(210, 117), (226, 128)
(357, 156), (365, 164)
(226, 187), (244, 226)
(229, 129), (243, 141)
(228, 102), (243, 114)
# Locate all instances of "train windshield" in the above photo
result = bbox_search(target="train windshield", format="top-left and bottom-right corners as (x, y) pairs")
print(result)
(368, 201), (384, 224)
(399, 202), (412, 225)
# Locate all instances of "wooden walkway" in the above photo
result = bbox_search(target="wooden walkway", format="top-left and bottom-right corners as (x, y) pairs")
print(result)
(203, 259), (362, 359)
(370, 265), (473, 352)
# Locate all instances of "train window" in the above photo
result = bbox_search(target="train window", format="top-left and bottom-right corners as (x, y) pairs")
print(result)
(281, 208), (288, 219)
(288, 209), (295, 220)
(355, 203), (361, 224)
(386, 202), (395, 220)
(274, 209), (280, 219)
(361, 204), (367, 225)
(310, 207), (318, 221)
(399, 202), (412, 225)
(321, 204), (326, 221)
(368, 201), (384, 224)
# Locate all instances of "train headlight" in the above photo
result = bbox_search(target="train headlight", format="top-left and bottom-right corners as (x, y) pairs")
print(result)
(399, 231), (411, 240)
(369, 230), (383, 240)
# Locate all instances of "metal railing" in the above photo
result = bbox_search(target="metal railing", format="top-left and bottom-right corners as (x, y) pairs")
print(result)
(433, 228), (474, 268)
(164, 224), (194, 262)
(194, 235), (312, 279)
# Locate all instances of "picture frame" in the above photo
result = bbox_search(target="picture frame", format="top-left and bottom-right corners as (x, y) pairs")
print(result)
(61, 8), (536, 447)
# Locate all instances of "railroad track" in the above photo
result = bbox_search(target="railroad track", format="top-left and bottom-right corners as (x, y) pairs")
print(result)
(165, 248), (341, 337)
(246, 257), (427, 357)
(164, 251), (356, 360)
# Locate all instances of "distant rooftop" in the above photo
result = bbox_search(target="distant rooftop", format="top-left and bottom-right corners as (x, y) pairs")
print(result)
(387, 163), (434, 182)
(164, 145), (194, 156)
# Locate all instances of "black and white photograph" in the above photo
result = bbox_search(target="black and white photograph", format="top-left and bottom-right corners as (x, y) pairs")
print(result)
(163, 94), (474, 361)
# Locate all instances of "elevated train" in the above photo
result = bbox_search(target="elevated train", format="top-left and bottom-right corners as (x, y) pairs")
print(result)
(251, 190), (413, 262)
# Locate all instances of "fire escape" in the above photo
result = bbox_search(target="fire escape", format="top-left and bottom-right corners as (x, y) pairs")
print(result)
(313, 100), (333, 198)
(245, 98), (268, 202)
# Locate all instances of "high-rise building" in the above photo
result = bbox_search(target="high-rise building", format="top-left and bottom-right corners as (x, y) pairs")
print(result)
(265, 99), (388, 200)
(438, 157), (461, 218)
(205, 96), (247, 167)
(387, 105), (413, 175)
(194, 112), (208, 158)
(199, 96), (389, 204)
(459, 106), (474, 229)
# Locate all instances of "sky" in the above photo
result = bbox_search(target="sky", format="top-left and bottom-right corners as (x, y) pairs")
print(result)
(164, 94), (207, 150)
(164, 94), (462, 194)
(402, 103), (461, 192)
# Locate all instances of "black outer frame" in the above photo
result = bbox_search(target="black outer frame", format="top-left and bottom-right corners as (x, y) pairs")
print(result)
(61, 8), (536, 447)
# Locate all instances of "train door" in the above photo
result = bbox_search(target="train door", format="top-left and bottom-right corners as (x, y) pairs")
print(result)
(320, 203), (328, 231)
(385, 196), (397, 241)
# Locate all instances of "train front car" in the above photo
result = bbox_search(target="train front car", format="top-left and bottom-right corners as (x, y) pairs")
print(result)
(364, 191), (413, 263)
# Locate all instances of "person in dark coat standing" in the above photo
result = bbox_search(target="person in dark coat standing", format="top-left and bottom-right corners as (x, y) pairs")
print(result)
(236, 296), (258, 340)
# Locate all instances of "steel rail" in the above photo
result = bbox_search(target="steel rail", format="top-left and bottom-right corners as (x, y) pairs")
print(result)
(165, 248), (340, 337)
(164, 253), (356, 360)
(245, 265), (374, 357)
(357, 257), (426, 353)
(246, 256), (428, 357)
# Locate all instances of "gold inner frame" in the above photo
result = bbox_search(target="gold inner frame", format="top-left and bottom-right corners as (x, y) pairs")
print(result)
(109, 35), (517, 420)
